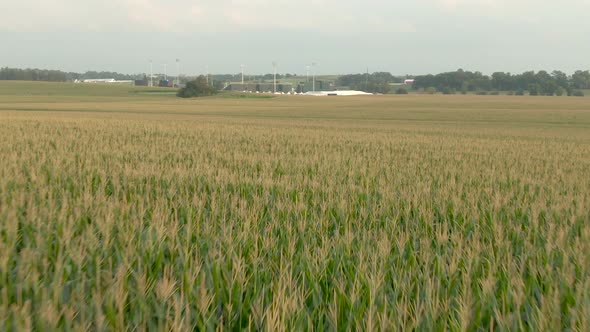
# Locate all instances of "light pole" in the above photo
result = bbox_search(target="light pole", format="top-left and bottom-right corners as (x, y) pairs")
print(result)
(312, 62), (317, 92)
(164, 64), (167, 81)
(176, 59), (180, 87)
(365, 67), (369, 92)
(306, 65), (310, 83)
(149, 60), (153, 87)
(241, 64), (245, 86)
(272, 61), (277, 93)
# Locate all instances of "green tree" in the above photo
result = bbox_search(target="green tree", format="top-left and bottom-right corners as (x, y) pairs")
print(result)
(572, 70), (590, 89)
(177, 76), (216, 98)
(572, 90), (585, 97)
(491, 72), (513, 91)
(528, 84), (541, 96)
(551, 70), (569, 88)
(367, 81), (391, 94)
(555, 87), (565, 96)
(440, 87), (455, 95)
(424, 87), (437, 94)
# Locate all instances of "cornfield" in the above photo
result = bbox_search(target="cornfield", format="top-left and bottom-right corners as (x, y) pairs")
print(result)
(1, 82), (589, 330)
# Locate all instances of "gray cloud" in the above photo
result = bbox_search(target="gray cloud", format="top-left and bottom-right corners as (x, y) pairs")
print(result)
(1, 1), (590, 74)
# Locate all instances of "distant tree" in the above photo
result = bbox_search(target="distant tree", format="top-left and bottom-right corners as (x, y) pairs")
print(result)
(177, 76), (216, 98)
(551, 70), (569, 88)
(542, 82), (558, 95)
(518, 71), (537, 89)
(571, 70), (590, 89)
(414, 69), (491, 92)
(528, 84), (541, 96)
(533, 71), (559, 95)
(440, 87), (455, 95)
(368, 81), (391, 94)
(395, 87), (408, 94)
(491, 72), (513, 91)
(572, 90), (585, 97)
(0, 67), (67, 82)
(80, 71), (139, 80)
(555, 87), (565, 96)
(425, 87), (437, 94)
(337, 72), (402, 93)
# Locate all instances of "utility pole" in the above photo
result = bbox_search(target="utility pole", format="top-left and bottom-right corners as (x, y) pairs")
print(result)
(164, 64), (167, 81)
(206, 66), (209, 85)
(306, 65), (310, 83)
(241, 64), (245, 86)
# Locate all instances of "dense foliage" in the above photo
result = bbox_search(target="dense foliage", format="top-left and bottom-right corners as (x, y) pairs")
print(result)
(77, 71), (141, 81)
(337, 72), (403, 93)
(413, 69), (589, 96)
(0, 67), (68, 82)
(0, 67), (142, 82)
(176, 76), (217, 98)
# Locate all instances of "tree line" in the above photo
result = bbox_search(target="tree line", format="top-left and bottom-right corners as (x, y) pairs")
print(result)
(0, 67), (143, 82)
(0, 67), (68, 82)
(337, 72), (404, 94)
(3, 66), (590, 97)
(413, 69), (590, 96)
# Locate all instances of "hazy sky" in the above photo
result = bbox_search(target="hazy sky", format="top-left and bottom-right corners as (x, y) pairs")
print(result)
(2, 0), (590, 75)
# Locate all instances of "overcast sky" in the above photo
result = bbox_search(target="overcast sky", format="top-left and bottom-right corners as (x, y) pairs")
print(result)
(2, 0), (590, 75)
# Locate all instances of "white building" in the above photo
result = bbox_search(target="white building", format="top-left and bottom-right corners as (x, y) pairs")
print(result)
(304, 90), (373, 96)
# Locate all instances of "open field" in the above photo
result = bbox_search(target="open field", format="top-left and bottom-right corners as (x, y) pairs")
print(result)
(1, 81), (590, 330)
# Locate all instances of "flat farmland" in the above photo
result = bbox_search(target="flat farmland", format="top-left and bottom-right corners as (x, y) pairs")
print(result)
(1, 81), (589, 330)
